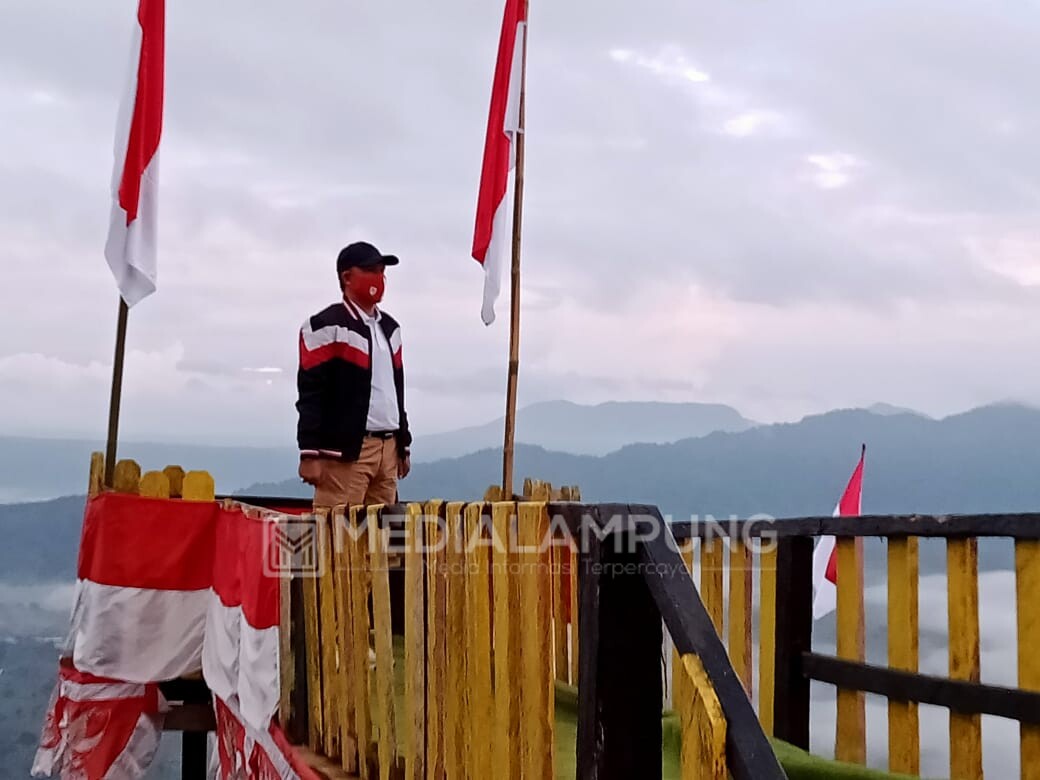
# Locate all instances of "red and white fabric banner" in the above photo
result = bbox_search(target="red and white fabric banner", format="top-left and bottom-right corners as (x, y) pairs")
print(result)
(32, 662), (167, 780)
(104, 0), (164, 307)
(214, 697), (320, 780)
(811, 445), (866, 620)
(38, 494), (313, 779)
(471, 0), (527, 325)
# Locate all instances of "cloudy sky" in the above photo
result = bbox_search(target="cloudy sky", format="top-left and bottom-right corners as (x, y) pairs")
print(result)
(2, 0), (1039, 445)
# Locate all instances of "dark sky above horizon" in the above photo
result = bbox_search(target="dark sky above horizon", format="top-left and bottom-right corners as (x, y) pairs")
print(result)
(2, 1), (1039, 444)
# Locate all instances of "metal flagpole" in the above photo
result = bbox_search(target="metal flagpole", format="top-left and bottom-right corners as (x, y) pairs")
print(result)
(104, 298), (129, 487)
(501, 0), (528, 499)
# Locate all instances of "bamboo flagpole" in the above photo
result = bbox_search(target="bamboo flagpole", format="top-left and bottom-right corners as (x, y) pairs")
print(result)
(471, 0), (530, 498)
(502, 4), (529, 498)
(102, 0), (166, 485)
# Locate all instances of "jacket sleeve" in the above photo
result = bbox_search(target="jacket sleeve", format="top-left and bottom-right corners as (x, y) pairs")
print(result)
(393, 328), (412, 454)
(296, 326), (325, 458)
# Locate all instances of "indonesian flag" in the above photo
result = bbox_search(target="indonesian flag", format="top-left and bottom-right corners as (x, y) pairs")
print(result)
(471, 0), (527, 325)
(32, 661), (167, 780)
(811, 445), (865, 620)
(104, 0), (164, 307)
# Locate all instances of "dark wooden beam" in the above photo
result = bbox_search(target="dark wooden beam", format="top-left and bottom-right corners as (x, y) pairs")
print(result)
(182, 731), (208, 779)
(670, 512), (1040, 540)
(575, 505), (664, 780)
(771, 536), (813, 750)
(637, 510), (787, 780)
(803, 653), (1040, 724)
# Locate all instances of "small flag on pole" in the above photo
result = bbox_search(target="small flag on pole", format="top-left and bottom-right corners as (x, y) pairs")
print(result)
(811, 444), (866, 620)
(104, 0), (165, 307)
(471, 0), (527, 325)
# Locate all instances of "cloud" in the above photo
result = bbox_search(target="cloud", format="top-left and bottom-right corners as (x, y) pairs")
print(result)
(2, 0), (1040, 440)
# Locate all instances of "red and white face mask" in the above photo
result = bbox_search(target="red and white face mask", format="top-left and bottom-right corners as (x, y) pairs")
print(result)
(347, 268), (385, 307)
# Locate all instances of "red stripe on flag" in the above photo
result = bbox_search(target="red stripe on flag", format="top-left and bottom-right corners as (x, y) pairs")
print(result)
(824, 445), (865, 585)
(77, 493), (216, 590)
(117, 0), (164, 225)
(471, 0), (526, 265)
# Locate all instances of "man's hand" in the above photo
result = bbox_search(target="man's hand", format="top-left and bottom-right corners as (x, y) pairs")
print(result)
(298, 458), (323, 487)
(398, 454), (411, 479)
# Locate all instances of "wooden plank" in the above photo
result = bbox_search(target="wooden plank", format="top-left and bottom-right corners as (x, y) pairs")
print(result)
(369, 507), (398, 780)
(294, 745), (363, 780)
(518, 502), (554, 779)
(772, 536), (813, 751)
(569, 541), (580, 687)
(638, 518), (786, 780)
(304, 512), (325, 752)
(1018, 540), (1040, 780)
(465, 503), (493, 780)
(679, 654), (727, 780)
(112, 459), (141, 494)
(88, 452), (105, 497)
(182, 470), (215, 501)
(403, 504), (425, 780)
(492, 501), (521, 780)
(423, 501), (446, 780)
(333, 508), (358, 774)
(163, 465), (185, 498)
(887, 536), (919, 776)
(182, 732), (208, 780)
(443, 502), (467, 780)
(700, 538), (724, 635)
(319, 510), (342, 762)
(758, 545), (777, 736)
(673, 512), (1040, 540)
(348, 507), (372, 780)
(575, 523), (603, 780)
(802, 652), (1040, 723)
(552, 535), (569, 682)
(947, 537), (982, 780)
(728, 539), (753, 697)
(139, 470), (170, 498)
(280, 542), (309, 746)
(581, 506), (663, 780)
(672, 541), (694, 722)
(835, 537), (866, 764)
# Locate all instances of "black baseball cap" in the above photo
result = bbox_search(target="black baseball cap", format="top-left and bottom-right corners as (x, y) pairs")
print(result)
(336, 241), (399, 273)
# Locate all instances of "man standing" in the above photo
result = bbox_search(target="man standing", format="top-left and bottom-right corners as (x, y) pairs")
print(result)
(296, 241), (412, 507)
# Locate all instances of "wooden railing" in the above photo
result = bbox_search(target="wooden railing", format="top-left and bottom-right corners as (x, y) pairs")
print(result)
(670, 513), (1040, 780)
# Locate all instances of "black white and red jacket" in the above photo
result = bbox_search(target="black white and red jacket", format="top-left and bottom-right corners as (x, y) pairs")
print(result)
(296, 299), (412, 462)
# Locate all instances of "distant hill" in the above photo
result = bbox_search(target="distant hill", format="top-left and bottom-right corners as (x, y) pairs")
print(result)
(245, 403), (1040, 519)
(417, 400), (755, 459)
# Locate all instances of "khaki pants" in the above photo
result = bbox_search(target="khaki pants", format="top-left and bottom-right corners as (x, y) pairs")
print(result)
(313, 437), (399, 508)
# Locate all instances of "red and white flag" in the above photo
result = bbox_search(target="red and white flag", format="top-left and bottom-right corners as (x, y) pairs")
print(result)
(811, 445), (865, 620)
(471, 0), (527, 325)
(104, 0), (164, 307)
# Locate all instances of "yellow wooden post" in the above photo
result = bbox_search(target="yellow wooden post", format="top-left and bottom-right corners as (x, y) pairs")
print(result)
(162, 465), (185, 498)
(332, 507), (358, 774)
(728, 539), (753, 697)
(348, 506), (372, 779)
(672, 540), (694, 718)
(553, 533), (569, 683)
(138, 471), (170, 499)
(1017, 539), (1040, 780)
(88, 452), (105, 497)
(492, 501), (521, 780)
(679, 654), (727, 780)
(303, 511), (325, 752)
(887, 536), (919, 776)
(318, 510), (342, 762)
(369, 507), (398, 780)
(758, 544), (777, 736)
(465, 502), (494, 780)
(424, 501), (446, 780)
(948, 537), (982, 780)
(518, 502), (554, 779)
(443, 502), (467, 779)
(404, 504), (426, 780)
(700, 538), (724, 635)
(112, 459), (141, 494)
(182, 470), (215, 501)
(835, 537), (866, 764)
